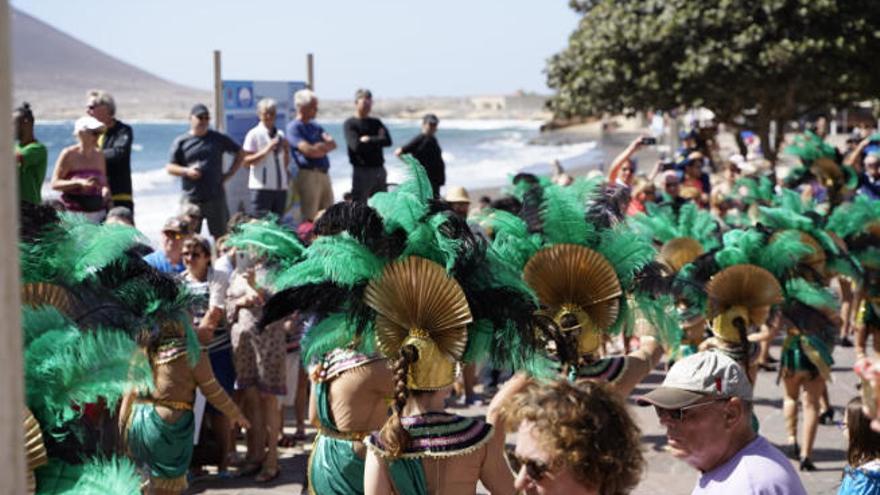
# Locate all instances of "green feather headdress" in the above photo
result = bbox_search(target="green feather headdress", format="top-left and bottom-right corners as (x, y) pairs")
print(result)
(483, 177), (682, 361)
(629, 202), (720, 272)
(262, 155), (541, 372)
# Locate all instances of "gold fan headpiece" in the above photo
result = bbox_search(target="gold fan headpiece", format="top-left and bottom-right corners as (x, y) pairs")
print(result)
(810, 157), (844, 189)
(523, 244), (622, 357)
(21, 283), (73, 315)
(659, 237), (704, 273)
(364, 257), (472, 390)
(706, 265), (782, 343)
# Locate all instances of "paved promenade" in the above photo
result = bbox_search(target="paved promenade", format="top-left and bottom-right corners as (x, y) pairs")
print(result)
(191, 338), (860, 495)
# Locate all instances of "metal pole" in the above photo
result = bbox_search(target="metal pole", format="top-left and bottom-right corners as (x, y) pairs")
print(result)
(213, 50), (223, 131)
(0, 0), (27, 491)
(307, 53), (314, 90)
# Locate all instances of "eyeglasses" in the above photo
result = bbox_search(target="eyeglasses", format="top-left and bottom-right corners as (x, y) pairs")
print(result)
(164, 232), (184, 240)
(181, 251), (203, 259)
(513, 454), (551, 482)
(196, 114), (210, 121)
(654, 398), (728, 421)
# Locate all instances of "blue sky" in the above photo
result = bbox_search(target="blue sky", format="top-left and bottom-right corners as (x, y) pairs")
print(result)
(12, 0), (580, 99)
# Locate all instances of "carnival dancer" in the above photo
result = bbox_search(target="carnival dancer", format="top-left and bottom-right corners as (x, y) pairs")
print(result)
(483, 177), (680, 397)
(629, 201), (721, 364)
(829, 196), (880, 361)
(362, 257), (515, 494)
(259, 156), (538, 494)
(18, 203), (174, 493)
(784, 129), (857, 208)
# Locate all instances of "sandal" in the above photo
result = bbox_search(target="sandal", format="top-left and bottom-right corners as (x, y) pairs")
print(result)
(256, 467), (280, 483)
(278, 434), (297, 448)
(291, 431), (308, 441)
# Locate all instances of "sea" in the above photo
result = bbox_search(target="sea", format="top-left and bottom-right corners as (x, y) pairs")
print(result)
(35, 119), (600, 244)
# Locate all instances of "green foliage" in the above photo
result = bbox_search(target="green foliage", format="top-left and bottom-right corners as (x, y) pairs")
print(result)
(547, 0), (880, 160)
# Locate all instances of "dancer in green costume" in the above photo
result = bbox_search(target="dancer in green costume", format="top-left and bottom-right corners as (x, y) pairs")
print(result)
(259, 156), (540, 494)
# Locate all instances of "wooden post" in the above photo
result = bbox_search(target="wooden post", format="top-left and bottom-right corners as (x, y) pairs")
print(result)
(307, 53), (314, 90)
(0, 0), (27, 492)
(213, 50), (223, 131)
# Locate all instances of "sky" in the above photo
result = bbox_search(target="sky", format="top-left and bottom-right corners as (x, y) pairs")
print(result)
(11, 0), (581, 100)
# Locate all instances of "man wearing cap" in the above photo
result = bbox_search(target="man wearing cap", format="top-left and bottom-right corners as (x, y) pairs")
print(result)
(343, 89), (392, 202)
(166, 104), (245, 238)
(287, 89), (336, 221)
(638, 352), (806, 495)
(395, 113), (445, 198)
(87, 90), (135, 213)
(144, 217), (191, 274)
(658, 170), (688, 214)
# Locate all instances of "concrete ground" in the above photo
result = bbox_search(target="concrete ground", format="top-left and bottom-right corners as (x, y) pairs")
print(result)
(191, 338), (860, 495)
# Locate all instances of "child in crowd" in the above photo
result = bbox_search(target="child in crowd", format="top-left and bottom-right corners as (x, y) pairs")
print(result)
(838, 396), (880, 494)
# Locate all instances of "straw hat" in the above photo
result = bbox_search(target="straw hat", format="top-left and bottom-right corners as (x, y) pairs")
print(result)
(445, 186), (470, 204)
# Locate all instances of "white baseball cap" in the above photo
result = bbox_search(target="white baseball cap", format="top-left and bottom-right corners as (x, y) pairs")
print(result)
(74, 115), (105, 133)
(636, 351), (753, 409)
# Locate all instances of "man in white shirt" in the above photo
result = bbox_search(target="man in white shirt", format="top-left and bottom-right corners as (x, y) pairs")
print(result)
(242, 98), (291, 218)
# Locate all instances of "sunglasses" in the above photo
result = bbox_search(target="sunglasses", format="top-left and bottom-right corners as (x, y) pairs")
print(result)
(164, 231), (184, 240)
(513, 454), (551, 482)
(654, 398), (727, 421)
(195, 114), (210, 121)
(181, 251), (204, 259)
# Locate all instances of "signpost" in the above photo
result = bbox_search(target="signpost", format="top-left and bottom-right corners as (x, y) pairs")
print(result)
(218, 77), (307, 217)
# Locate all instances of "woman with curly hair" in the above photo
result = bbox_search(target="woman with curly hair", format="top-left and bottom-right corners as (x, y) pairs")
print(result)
(508, 379), (644, 495)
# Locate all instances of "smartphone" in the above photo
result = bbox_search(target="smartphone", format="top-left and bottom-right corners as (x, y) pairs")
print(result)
(641, 137), (657, 146)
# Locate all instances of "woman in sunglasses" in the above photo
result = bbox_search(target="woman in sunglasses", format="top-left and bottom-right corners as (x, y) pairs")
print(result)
(508, 379), (644, 495)
(50, 115), (111, 222)
(180, 236), (238, 476)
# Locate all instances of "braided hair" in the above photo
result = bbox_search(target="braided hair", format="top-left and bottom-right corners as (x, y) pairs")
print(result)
(379, 344), (419, 458)
(15, 102), (34, 122)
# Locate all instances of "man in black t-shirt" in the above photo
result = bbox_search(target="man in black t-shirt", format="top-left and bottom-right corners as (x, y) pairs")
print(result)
(395, 113), (444, 198)
(343, 89), (392, 202)
(165, 104), (245, 238)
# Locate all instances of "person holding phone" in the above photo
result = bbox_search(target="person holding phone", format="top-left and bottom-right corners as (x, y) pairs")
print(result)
(608, 135), (654, 188)
(243, 98), (291, 218)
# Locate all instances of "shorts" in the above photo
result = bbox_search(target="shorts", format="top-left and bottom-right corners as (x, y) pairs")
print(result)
(281, 352), (301, 407)
(250, 189), (287, 219)
(231, 309), (287, 395)
(181, 193), (229, 238)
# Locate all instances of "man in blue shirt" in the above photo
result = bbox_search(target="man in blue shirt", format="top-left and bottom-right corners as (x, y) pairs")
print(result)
(144, 217), (191, 274)
(287, 89), (337, 222)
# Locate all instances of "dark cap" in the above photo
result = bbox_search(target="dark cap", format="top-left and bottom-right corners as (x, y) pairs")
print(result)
(190, 103), (210, 117)
(355, 88), (372, 101)
(106, 206), (134, 223)
(423, 113), (439, 125)
(162, 216), (190, 234)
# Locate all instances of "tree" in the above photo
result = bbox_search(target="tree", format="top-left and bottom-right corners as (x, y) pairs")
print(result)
(547, 0), (880, 162)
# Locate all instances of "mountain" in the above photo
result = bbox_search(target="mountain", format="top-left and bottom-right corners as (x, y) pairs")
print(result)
(11, 8), (209, 120)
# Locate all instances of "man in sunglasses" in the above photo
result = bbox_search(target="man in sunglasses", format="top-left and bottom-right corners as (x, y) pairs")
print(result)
(166, 104), (245, 238)
(637, 352), (806, 495)
(144, 216), (191, 274)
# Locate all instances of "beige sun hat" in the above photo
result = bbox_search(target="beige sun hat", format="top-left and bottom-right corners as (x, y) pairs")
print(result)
(444, 186), (471, 204)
